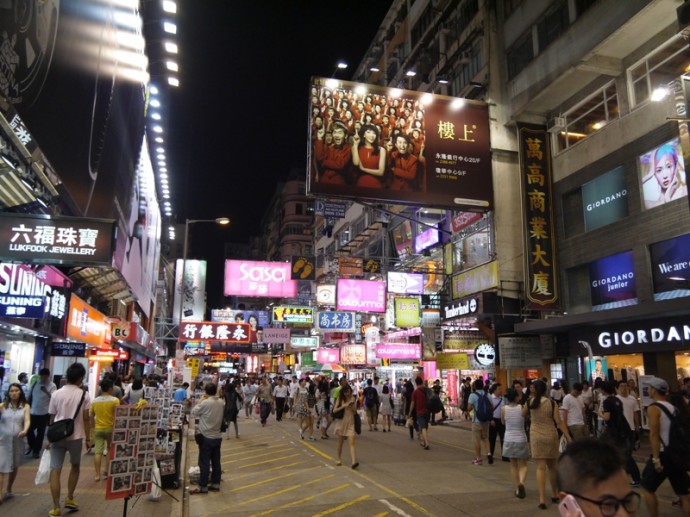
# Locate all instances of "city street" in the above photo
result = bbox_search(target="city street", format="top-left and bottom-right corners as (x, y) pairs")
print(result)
(184, 415), (681, 517)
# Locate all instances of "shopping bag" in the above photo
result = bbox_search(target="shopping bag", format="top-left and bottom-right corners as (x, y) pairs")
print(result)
(559, 434), (568, 454)
(354, 413), (362, 435)
(35, 449), (51, 485)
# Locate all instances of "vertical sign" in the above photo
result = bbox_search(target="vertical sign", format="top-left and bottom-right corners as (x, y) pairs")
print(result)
(518, 124), (559, 309)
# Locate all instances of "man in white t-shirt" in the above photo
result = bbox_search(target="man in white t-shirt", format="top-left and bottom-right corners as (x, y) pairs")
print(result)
(27, 368), (57, 458)
(288, 376), (300, 418)
(561, 382), (587, 440)
(580, 380), (594, 435)
(617, 379), (642, 487)
(47, 363), (92, 516)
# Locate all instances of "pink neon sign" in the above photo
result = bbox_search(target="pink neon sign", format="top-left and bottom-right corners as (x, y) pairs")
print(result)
(375, 343), (421, 360)
(316, 348), (340, 363)
(336, 279), (386, 313)
(224, 260), (297, 298)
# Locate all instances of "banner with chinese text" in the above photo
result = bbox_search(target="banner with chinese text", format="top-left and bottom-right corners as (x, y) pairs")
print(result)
(518, 124), (559, 309)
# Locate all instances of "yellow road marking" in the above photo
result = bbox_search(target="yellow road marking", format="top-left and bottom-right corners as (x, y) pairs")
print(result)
(222, 448), (292, 465)
(351, 470), (432, 516)
(311, 494), (370, 517)
(227, 465), (322, 493)
(226, 461), (306, 482)
(238, 453), (300, 469)
(221, 443), (285, 458)
(232, 474), (335, 508)
(247, 483), (350, 517)
(299, 439), (337, 461)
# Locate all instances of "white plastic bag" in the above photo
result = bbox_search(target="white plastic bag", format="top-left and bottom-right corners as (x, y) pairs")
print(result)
(35, 449), (51, 485)
(148, 462), (161, 501)
(559, 434), (568, 454)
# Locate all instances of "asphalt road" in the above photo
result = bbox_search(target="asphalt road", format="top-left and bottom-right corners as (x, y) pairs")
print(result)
(184, 414), (681, 517)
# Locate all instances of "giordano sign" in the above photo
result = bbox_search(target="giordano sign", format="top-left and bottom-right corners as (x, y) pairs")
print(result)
(571, 317), (690, 355)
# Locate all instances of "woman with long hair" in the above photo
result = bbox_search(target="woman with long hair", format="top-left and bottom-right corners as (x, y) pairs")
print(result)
(351, 124), (386, 188)
(332, 383), (358, 469)
(502, 388), (529, 499)
(223, 381), (242, 439)
(294, 378), (315, 441)
(528, 379), (571, 509)
(402, 379), (415, 439)
(0, 383), (30, 503)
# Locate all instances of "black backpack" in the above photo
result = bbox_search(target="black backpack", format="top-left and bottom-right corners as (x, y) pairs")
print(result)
(474, 391), (493, 422)
(426, 388), (443, 414)
(654, 402), (690, 471)
(364, 387), (378, 408)
(601, 395), (630, 441)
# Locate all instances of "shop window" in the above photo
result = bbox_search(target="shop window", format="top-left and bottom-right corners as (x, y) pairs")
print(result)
(550, 363), (564, 381)
(627, 35), (688, 108)
(556, 81), (619, 152)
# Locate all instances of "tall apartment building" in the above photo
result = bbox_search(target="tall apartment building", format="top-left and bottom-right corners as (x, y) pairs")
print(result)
(316, 0), (690, 385)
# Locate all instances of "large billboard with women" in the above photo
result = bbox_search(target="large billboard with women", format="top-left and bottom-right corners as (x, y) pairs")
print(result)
(307, 77), (493, 210)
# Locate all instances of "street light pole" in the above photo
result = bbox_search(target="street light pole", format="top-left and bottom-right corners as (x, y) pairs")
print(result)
(176, 217), (230, 346)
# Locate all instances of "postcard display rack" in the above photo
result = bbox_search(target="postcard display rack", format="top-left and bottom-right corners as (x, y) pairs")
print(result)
(105, 388), (183, 514)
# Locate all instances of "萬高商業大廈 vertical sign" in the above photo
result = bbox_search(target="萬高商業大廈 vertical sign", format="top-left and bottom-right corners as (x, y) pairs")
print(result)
(518, 124), (559, 310)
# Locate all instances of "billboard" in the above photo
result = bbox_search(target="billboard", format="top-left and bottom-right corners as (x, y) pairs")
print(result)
(650, 232), (690, 301)
(0, 263), (69, 320)
(224, 260), (297, 298)
(173, 260), (207, 325)
(307, 77), (493, 210)
(588, 250), (637, 311)
(639, 137), (687, 210)
(336, 279), (386, 313)
(66, 294), (111, 349)
(272, 306), (314, 324)
(387, 271), (424, 295)
(315, 311), (356, 332)
(0, 213), (116, 266)
(179, 322), (251, 343)
(316, 284), (336, 305)
(582, 166), (628, 232)
(394, 297), (421, 327)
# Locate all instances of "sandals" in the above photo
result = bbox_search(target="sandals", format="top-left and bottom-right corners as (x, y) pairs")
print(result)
(189, 488), (208, 495)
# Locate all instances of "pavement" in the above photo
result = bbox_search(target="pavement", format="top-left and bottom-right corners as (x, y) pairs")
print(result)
(3, 413), (681, 517)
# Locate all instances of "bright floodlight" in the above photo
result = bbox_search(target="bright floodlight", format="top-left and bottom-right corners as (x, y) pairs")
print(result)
(164, 42), (178, 54)
(337, 62), (348, 69)
(651, 87), (669, 102)
(150, 86), (159, 95)
(163, 22), (177, 34)
(166, 60), (178, 72)
(168, 77), (179, 87)
(162, 1), (176, 13)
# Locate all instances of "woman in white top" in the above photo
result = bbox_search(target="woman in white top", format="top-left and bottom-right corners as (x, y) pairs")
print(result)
(501, 387), (529, 499)
(379, 385), (393, 432)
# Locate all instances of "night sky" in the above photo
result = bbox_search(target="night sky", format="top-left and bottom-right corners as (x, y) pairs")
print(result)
(169, 1), (394, 308)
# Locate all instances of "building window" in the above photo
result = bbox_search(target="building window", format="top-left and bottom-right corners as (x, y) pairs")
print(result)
(450, 42), (483, 96)
(304, 244), (313, 255)
(575, 0), (600, 17)
(507, 31), (534, 80)
(628, 35), (688, 109)
(556, 81), (618, 152)
(295, 203), (303, 215)
(536, 0), (570, 53)
(503, 0), (523, 18)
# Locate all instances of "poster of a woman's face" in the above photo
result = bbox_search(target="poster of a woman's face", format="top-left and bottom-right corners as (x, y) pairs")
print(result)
(640, 137), (688, 209)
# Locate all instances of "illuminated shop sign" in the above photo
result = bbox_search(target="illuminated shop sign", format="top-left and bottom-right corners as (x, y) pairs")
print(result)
(443, 297), (479, 320)
(262, 328), (291, 344)
(588, 250), (637, 311)
(224, 260), (297, 298)
(290, 336), (319, 348)
(375, 343), (420, 360)
(66, 294), (111, 349)
(518, 124), (558, 309)
(0, 213), (115, 266)
(414, 227), (439, 253)
(394, 297), (421, 327)
(316, 311), (356, 332)
(639, 137), (687, 210)
(50, 342), (86, 357)
(316, 284), (336, 305)
(387, 271), (424, 295)
(272, 306), (314, 324)
(582, 166), (628, 231)
(179, 321), (251, 343)
(336, 279), (386, 313)
(649, 232), (690, 301)
(316, 348), (340, 363)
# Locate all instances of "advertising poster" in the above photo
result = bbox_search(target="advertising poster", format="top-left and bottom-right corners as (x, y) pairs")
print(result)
(307, 77), (493, 211)
(392, 221), (414, 259)
(649, 232), (690, 301)
(316, 284), (336, 305)
(582, 166), (628, 232)
(173, 260), (207, 325)
(291, 255), (316, 280)
(394, 297), (421, 327)
(586, 356), (609, 384)
(588, 250), (638, 311)
(639, 137), (687, 210)
(387, 271), (424, 295)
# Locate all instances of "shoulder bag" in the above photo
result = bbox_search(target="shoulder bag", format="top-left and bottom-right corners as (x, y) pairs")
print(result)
(47, 390), (86, 443)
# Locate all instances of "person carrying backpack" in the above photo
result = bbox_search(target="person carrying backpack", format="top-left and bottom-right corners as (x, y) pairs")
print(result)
(641, 377), (690, 516)
(468, 378), (493, 465)
(362, 379), (380, 431)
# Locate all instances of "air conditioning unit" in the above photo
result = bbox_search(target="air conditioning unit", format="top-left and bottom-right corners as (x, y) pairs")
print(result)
(547, 116), (566, 134)
(459, 51), (471, 64)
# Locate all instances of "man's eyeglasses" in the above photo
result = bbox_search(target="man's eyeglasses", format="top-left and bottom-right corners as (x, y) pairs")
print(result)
(569, 491), (641, 516)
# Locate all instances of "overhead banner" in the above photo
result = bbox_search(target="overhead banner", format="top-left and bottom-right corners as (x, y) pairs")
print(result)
(336, 279), (386, 313)
(224, 260), (297, 298)
(0, 213), (116, 266)
(394, 297), (421, 327)
(272, 306), (314, 324)
(517, 124), (559, 309)
(66, 294), (111, 349)
(173, 260), (207, 325)
(387, 271), (424, 295)
(291, 255), (316, 280)
(307, 77), (493, 210)
(315, 311), (356, 332)
(435, 352), (470, 370)
(179, 322), (251, 343)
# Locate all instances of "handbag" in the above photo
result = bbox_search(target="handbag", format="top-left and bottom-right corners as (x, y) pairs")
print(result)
(47, 390), (86, 443)
(354, 412), (362, 435)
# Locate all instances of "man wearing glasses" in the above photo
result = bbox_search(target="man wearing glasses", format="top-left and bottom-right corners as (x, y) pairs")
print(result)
(557, 438), (640, 516)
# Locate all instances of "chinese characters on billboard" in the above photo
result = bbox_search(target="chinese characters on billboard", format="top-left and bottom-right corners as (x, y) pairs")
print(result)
(518, 124), (559, 309)
(307, 77), (493, 210)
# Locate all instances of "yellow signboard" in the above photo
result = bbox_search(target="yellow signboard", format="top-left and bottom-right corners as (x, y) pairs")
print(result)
(187, 358), (201, 378)
(435, 352), (469, 370)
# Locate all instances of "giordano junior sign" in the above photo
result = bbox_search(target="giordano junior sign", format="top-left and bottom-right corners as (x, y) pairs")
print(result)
(571, 318), (690, 354)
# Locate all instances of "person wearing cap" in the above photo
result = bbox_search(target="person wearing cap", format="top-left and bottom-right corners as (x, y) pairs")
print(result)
(641, 376), (690, 516)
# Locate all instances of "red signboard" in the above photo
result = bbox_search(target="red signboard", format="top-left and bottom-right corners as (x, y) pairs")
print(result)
(178, 322), (251, 343)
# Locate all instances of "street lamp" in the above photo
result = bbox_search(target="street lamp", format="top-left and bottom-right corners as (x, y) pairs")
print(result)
(176, 217), (230, 340)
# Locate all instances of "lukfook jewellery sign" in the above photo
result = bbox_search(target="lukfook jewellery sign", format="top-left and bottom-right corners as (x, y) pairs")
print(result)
(0, 213), (116, 266)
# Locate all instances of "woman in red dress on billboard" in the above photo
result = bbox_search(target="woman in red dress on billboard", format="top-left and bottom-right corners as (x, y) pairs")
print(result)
(314, 122), (351, 185)
(351, 124), (387, 188)
(388, 134), (421, 191)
